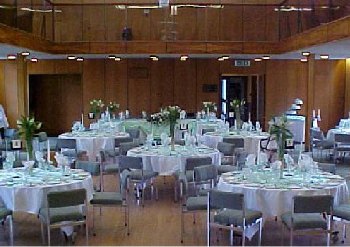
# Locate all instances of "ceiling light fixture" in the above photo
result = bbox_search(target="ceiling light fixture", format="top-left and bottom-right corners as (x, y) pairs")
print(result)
(180, 55), (188, 61)
(67, 55), (76, 60)
(217, 57), (225, 61)
(76, 57), (84, 62)
(254, 58), (262, 62)
(302, 51), (310, 56)
(115, 57), (122, 61)
(320, 54), (329, 60)
(21, 51), (30, 56)
(30, 57), (38, 63)
(108, 55), (116, 59)
(300, 58), (308, 62)
(262, 55), (270, 60)
(7, 54), (16, 60)
(222, 55), (230, 60)
(150, 55), (159, 61)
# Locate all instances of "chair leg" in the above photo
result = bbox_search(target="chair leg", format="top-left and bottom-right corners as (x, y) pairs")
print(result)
(230, 229), (234, 246)
(47, 225), (51, 246)
(242, 226), (246, 246)
(258, 219), (262, 246)
(343, 223), (347, 243)
(193, 213), (196, 224)
(8, 215), (13, 246)
(181, 210), (184, 243)
(126, 204), (130, 236)
(92, 206), (96, 236)
(40, 221), (45, 244)
(289, 229), (293, 246)
(85, 219), (89, 246)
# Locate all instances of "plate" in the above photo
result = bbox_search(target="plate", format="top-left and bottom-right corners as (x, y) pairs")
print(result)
(244, 183), (261, 188)
(288, 185), (302, 189)
(47, 181), (61, 185)
(310, 185), (325, 189)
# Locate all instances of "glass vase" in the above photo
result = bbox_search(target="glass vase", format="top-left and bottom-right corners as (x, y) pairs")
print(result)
(235, 110), (242, 130)
(170, 122), (175, 151)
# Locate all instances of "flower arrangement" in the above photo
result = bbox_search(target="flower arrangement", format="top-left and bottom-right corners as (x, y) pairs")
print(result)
(161, 105), (181, 125)
(230, 98), (245, 111)
(150, 112), (166, 125)
(107, 101), (120, 113)
(17, 115), (42, 159)
(202, 101), (217, 112)
(269, 115), (293, 161)
(89, 99), (104, 114)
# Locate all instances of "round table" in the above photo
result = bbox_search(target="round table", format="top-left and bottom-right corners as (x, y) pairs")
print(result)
(59, 131), (130, 161)
(0, 167), (93, 214)
(217, 169), (349, 219)
(127, 145), (221, 176)
(326, 128), (350, 141)
(202, 131), (274, 156)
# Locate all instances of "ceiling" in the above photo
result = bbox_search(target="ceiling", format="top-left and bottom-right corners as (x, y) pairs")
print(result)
(2, 37), (350, 61)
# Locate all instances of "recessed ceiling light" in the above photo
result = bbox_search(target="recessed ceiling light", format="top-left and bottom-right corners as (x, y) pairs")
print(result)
(254, 58), (262, 62)
(150, 55), (159, 61)
(115, 57), (122, 61)
(222, 55), (230, 60)
(7, 54), (16, 60)
(30, 57), (38, 62)
(67, 55), (76, 60)
(217, 57), (225, 61)
(76, 57), (84, 62)
(302, 51), (310, 56)
(262, 55), (270, 60)
(180, 55), (188, 61)
(320, 54), (329, 59)
(108, 55), (116, 59)
(21, 51), (30, 56)
(300, 58), (308, 62)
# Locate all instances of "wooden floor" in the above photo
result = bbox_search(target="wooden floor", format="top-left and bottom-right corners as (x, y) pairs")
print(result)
(0, 174), (349, 246)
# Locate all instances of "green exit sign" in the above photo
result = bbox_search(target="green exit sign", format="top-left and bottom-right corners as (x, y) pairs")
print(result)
(234, 60), (251, 67)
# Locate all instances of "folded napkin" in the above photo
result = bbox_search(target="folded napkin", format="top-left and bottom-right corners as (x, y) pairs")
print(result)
(245, 154), (256, 167)
(180, 110), (186, 119)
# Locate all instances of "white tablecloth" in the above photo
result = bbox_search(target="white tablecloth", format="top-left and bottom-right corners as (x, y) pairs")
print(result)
(218, 174), (349, 218)
(0, 168), (94, 214)
(127, 145), (221, 176)
(202, 132), (272, 156)
(326, 128), (350, 142)
(59, 131), (130, 161)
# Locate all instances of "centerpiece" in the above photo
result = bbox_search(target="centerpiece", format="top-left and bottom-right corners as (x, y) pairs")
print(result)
(230, 98), (245, 130)
(89, 99), (105, 119)
(268, 115), (293, 178)
(107, 101), (120, 119)
(202, 101), (217, 121)
(160, 105), (181, 151)
(17, 115), (42, 160)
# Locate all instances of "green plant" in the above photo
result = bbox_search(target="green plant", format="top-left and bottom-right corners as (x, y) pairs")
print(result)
(107, 101), (120, 113)
(269, 115), (293, 160)
(202, 102), (217, 112)
(89, 99), (105, 114)
(17, 115), (42, 159)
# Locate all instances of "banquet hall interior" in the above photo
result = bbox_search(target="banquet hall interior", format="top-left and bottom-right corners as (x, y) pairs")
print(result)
(2, 0), (350, 246)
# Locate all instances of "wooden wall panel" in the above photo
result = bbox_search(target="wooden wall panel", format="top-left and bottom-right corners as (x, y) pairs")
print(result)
(105, 7), (124, 41)
(243, 6), (266, 41)
(82, 5), (106, 41)
(4, 62), (18, 127)
(219, 6), (243, 41)
(150, 8), (164, 41)
(104, 60), (128, 111)
(56, 6), (83, 42)
(205, 8), (220, 41)
(176, 8), (198, 40)
(127, 59), (151, 116)
(127, 9), (151, 40)
(0, 62), (5, 107)
(174, 60), (197, 112)
(150, 59), (174, 113)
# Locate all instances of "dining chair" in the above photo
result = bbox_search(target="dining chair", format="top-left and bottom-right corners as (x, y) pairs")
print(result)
(316, 162), (336, 174)
(207, 190), (263, 246)
(75, 160), (102, 191)
(281, 195), (334, 246)
(216, 142), (237, 175)
(174, 156), (212, 202)
(310, 128), (334, 160)
(0, 205), (13, 245)
(181, 164), (217, 243)
(333, 202), (350, 243)
(38, 188), (89, 246)
(55, 139), (86, 164)
(202, 128), (216, 135)
(119, 142), (140, 156)
(223, 137), (244, 148)
(125, 128), (141, 144)
(333, 134), (350, 163)
(118, 155), (158, 207)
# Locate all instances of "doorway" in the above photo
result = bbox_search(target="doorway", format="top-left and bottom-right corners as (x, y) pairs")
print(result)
(220, 75), (265, 127)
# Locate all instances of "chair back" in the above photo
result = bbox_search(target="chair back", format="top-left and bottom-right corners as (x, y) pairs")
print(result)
(75, 161), (100, 176)
(185, 157), (212, 171)
(223, 137), (244, 148)
(194, 164), (217, 182)
(209, 190), (244, 211)
(310, 128), (324, 141)
(4, 129), (17, 140)
(56, 139), (76, 151)
(115, 137), (134, 147)
(217, 142), (235, 156)
(47, 188), (86, 208)
(334, 133), (350, 144)
(126, 128), (140, 139)
(175, 140), (185, 146)
(119, 155), (143, 172)
(119, 142), (139, 155)
(293, 195), (333, 214)
(235, 148), (248, 168)
(37, 132), (48, 142)
(202, 128), (215, 135)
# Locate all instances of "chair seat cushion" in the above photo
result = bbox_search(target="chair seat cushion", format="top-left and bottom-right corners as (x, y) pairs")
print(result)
(90, 192), (123, 205)
(104, 164), (119, 173)
(316, 140), (334, 149)
(217, 165), (236, 175)
(281, 212), (327, 230)
(129, 170), (158, 181)
(214, 208), (262, 226)
(334, 204), (350, 221)
(0, 207), (12, 219)
(39, 206), (84, 224)
(185, 196), (207, 211)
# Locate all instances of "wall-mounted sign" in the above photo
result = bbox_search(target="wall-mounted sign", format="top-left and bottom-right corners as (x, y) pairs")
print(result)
(234, 60), (251, 67)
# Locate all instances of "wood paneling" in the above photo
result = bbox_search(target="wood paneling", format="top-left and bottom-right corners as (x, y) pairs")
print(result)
(219, 5), (243, 41)
(4, 62), (18, 127)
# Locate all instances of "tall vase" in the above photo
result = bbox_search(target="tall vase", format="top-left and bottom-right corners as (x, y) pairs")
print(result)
(26, 139), (33, 160)
(170, 122), (175, 151)
(278, 134), (285, 179)
(235, 109), (242, 130)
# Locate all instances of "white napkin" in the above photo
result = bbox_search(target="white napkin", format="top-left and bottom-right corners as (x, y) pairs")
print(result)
(55, 152), (69, 167)
(5, 152), (15, 163)
(298, 154), (313, 171)
(22, 160), (35, 169)
(180, 110), (186, 119)
(256, 121), (261, 131)
(35, 151), (45, 163)
(160, 133), (169, 146)
(245, 154), (256, 167)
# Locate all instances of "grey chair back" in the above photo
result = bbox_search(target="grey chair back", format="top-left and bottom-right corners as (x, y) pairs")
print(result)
(217, 142), (235, 156)
(47, 188), (86, 208)
(293, 195), (333, 214)
(235, 148), (248, 168)
(202, 128), (215, 135)
(194, 164), (217, 182)
(209, 190), (244, 211)
(75, 161), (100, 176)
(334, 133), (350, 144)
(185, 157), (212, 171)
(310, 128), (324, 141)
(119, 155), (143, 172)
(223, 137), (244, 148)
(4, 129), (17, 140)
(126, 128), (140, 139)
(56, 139), (77, 151)
(37, 132), (48, 142)
(115, 137), (134, 147)
(119, 142), (139, 155)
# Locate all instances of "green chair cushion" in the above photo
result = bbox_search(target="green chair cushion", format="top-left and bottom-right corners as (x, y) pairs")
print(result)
(185, 196), (207, 211)
(281, 212), (327, 230)
(39, 206), (84, 224)
(214, 208), (262, 226)
(90, 192), (123, 205)
(334, 204), (350, 221)
(0, 207), (12, 219)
